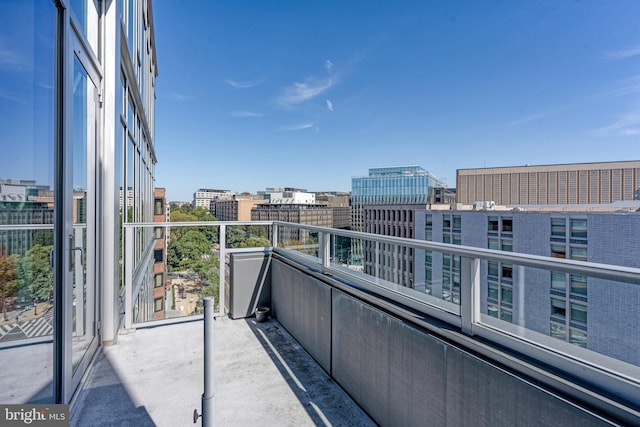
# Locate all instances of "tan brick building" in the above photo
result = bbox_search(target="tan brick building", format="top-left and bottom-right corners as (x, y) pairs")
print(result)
(456, 161), (640, 205)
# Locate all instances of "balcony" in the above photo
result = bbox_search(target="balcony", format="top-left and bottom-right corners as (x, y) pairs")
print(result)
(1, 221), (639, 426)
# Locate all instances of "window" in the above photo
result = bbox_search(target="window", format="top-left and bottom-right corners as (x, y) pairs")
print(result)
(570, 275), (587, 295)
(487, 304), (499, 318)
(154, 297), (164, 312)
(501, 286), (513, 304)
(154, 227), (163, 239)
(569, 329), (587, 348)
(488, 283), (499, 300)
(551, 245), (566, 258)
(154, 248), (163, 263)
(452, 255), (461, 271)
(452, 215), (461, 231)
(570, 303), (587, 324)
(443, 254), (451, 268)
(502, 217), (513, 233)
(154, 272), (164, 288)
(570, 246), (587, 261)
(551, 272), (566, 291)
(488, 239), (499, 250)
(501, 240), (513, 252)
(500, 310), (513, 323)
(154, 198), (164, 215)
(551, 218), (566, 237)
(443, 216), (451, 229)
(551, 298), (566, 319)
(501, 264), (513, 279)
(425, 214), (432, 228)
(488, 262), (499, 277)
(570, 219), (587, 239)
(443, 234), (451, 244)
(488, 216), (499, 232)
(550, 323), (566, 340)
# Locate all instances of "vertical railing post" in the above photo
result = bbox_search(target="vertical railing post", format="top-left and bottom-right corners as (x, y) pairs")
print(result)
(202, 297), (215, 426)
(218, 225), (226, 318)
(460, 256), (480, 336)
(375, 241), (380, 278)
(272, 222), (279, 248)
(124, 226), (134, 330)
(321, 231), (330, 270)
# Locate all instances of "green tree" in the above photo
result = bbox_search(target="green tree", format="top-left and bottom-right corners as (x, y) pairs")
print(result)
(33, 230), (54, 246)
(240, 236), (271, 248)
(226, 226), (247, 249)
(192, 255), (219, 284)
(0, 253), (18, 321)
(168, 231), (211, 271)
(16, 245), (54, 305)
(170, 205), (218, 244)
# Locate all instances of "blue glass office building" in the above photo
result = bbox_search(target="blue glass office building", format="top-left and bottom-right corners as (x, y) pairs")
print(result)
(352, 166), (445, 206)
(351, 166), (445, 231)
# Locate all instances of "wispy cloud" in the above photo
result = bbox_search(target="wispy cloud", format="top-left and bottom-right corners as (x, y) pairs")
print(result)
(603, 75), (640, 97)
(605, 45), (640, 60)
(590, 110), (640, 137)
(278, 77), (336, 107)
(231, 111), (263, 118)
(326, 99), (334, 112)
(325, 60), (334, 73)
(225, 79), (260, 89)
(280, 122), (314, 131)
(504, 113), (547, 127)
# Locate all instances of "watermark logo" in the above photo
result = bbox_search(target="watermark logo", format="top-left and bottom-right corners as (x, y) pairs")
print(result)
(1, 405), (68, 426)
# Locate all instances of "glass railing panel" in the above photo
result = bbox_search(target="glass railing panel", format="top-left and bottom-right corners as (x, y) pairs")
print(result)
(478, 262), (640, 372)
(163, 223), (219, 319)
(328, 235), (461, 316)
(276, 224), (320, 261)
(224, 224), (271, 249)
(329, 234), (363, 272)
(127, 222), (276, 324)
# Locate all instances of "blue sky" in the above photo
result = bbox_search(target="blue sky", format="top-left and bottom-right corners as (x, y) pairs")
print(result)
(1, 2), (638, 202)
(154, 1), (640, 201)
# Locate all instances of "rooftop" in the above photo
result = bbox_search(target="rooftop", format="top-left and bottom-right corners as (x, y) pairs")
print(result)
(71, 317), (373, 426)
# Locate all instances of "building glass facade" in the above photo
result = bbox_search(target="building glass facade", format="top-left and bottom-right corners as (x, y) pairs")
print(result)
(0, 0), (157, 404)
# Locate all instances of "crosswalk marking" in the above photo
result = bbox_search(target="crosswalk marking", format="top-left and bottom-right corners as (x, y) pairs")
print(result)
(0, 310), (54, 340)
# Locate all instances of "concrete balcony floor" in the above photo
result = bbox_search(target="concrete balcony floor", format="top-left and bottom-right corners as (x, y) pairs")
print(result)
(71, 316), (374, 426)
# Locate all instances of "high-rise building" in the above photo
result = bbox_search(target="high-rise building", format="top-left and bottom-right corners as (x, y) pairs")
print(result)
(456, 160), (640, 205)
(352, 166), (446, 284)
(415, 204), (640, 366)
(192, 188), (232, 210)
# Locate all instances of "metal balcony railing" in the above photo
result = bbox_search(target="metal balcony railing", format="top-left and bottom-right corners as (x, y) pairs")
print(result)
(121, 220), (640, 413)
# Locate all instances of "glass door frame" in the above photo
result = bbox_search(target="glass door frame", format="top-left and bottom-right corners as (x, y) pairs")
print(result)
(56, 10), (103, 403)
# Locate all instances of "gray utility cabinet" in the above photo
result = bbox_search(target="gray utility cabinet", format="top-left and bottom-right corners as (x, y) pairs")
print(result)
(225, 252), (271, 319)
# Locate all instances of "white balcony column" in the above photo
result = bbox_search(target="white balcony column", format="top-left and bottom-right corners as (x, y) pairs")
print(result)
(218, 224), (226, 318)
(124, 227), (134, 330)
(460, 256), (481, 336)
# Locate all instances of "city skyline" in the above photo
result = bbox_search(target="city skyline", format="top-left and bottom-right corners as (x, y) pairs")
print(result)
(151, 1), (640, 201)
